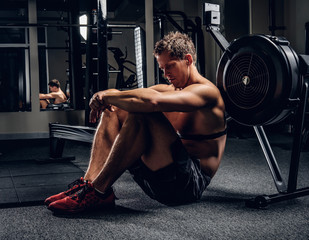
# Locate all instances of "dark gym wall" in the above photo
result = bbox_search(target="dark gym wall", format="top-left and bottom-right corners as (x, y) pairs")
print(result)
(224, 0), (250, 42)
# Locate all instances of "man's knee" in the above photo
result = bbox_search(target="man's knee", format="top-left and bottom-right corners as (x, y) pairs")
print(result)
(40, 100), (48, 109)
(125, 113), (147, 128)
(99, 107), (127, 124)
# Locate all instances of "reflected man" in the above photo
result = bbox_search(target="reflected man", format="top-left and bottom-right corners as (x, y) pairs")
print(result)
(39, 79), (67, 109)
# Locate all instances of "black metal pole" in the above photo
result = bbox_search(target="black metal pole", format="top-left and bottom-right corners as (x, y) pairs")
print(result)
(68, 0), (83, 110)
(305, 22), (309, 55)
(287, 56), (309, 192)
(97, 0), (109, 91)
(85, 0), (97, 126)
(195, 17), (205, 76)
(269, 0), (276, 35)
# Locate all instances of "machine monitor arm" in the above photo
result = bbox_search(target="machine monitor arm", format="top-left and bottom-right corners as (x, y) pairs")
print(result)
(203, 3), (229, 52)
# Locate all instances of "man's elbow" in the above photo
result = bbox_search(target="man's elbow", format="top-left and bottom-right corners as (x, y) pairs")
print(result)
(149, 99), (161, 112)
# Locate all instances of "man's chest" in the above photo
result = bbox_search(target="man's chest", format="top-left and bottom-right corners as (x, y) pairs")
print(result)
(164, 111), (202, 133)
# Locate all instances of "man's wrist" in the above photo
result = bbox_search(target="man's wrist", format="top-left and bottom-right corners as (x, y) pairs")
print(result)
(101, 92), (108, 105)
(102, 90), (118, 105)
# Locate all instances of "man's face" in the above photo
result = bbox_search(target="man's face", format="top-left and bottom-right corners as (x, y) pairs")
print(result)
(49, 86), (57, 92)
(156, 51), (189, 89)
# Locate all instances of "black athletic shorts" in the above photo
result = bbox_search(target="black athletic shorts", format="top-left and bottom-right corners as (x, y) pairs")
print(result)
(128, 138), (211, 205)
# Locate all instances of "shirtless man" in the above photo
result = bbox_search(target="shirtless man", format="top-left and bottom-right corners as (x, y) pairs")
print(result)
(45, 32), (226, 214)
(39, 79), (67, 109)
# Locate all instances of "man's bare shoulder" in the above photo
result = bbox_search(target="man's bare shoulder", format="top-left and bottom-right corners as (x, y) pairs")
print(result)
(149, 84), (175, 92)
(184, 79), (219, 94)
(182, 80), (223, 108)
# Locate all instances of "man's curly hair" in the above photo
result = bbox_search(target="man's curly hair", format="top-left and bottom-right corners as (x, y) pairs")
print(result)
(48, 79), (60, 88)
(153, 31), (196, 64)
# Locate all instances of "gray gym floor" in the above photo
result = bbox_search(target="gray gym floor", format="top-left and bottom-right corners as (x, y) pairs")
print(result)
(0, 125), (308, 240)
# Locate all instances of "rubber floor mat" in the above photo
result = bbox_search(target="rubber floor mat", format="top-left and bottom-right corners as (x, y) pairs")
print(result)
(0, 160), (84, 208)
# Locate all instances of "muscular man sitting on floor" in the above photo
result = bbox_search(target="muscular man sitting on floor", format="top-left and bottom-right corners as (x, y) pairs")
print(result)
(39, 79), (67, 109)
(45, 31), (227, 214)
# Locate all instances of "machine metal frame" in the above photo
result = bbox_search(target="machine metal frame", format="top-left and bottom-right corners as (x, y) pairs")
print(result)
(203, 2), (309, 208)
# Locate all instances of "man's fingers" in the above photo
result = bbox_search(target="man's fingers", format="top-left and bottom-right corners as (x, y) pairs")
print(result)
(90, 96), (104, 111)
(89, 92), (110, 123)
(95, 95), (104, 104)
(90, 93), (106, 108)
(90, 101), (100, 109)
(89, 110), (98, 123)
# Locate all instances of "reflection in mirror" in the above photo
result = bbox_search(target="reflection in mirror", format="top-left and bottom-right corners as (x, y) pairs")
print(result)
(38, 32), (70, 111)
(81, 0), (147, 124)
(0, 1), (30, 112)
(0, 46), (31, 112)
(105, 0), (146, 90)
(0, 0), (149, 113)
(38, 0), (148, 113)
(37, 5), (71, 111)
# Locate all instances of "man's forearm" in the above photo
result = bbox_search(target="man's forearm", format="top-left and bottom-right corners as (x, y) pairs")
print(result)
(39, 93), (48, 99)
(103, 88), (160, 112)
(40, 93), (55, 99)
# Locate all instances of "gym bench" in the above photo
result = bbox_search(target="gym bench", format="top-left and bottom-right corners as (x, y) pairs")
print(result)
(49, 123), (96, 160)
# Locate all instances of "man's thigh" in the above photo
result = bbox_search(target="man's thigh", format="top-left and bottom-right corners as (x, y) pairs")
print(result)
(129, 138), (211, 205)
(40, 99), (49, 109)
(138, 112), (179, 171)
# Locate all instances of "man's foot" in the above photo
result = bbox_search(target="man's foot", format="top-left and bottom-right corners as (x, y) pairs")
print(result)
(44, 177), (86, 206)
(47, 182), (116, 214)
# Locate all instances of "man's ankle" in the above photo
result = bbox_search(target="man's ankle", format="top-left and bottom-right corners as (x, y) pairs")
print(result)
(94, 189), (105, 198)
(94, 187), (114, 198)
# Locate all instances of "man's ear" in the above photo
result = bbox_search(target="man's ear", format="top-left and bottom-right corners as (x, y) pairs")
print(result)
(185, 54), (193, 65)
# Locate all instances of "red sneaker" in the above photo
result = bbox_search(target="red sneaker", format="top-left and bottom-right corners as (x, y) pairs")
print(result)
(44, 177), (86, 206)
(47, 182), (116, 214)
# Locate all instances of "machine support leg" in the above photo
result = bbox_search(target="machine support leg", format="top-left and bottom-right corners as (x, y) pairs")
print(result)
(253, 126), (287, 193)
(247, 80), (309, 208)
(288, 79), (309, 192)
(49, 137), (65, 159)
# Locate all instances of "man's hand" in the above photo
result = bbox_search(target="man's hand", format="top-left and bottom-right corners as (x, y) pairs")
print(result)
(89, 91), (115, 123)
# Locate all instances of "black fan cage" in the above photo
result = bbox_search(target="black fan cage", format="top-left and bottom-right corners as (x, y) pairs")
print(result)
(217, 35), (300, 126)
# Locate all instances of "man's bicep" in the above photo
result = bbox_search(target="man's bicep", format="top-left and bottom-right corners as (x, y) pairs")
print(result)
(156, 90), (208, 112)
(178, 90), (210, 109)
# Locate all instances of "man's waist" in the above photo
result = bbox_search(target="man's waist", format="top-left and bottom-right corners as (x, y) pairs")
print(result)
(177, 129), (227, 141)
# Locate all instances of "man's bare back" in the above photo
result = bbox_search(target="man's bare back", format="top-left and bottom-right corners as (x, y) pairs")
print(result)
(50, 89), (67, 104)
(39, 79), (67, 108)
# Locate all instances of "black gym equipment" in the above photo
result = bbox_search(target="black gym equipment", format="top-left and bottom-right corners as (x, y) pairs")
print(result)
(108, 47), (138, 89)
(306, 22), (309, 55)
(204, 3), (309, 208)
(43, 102), (71, 111)
(217, 34), (300, 126)
(49, 123), (96, 160)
